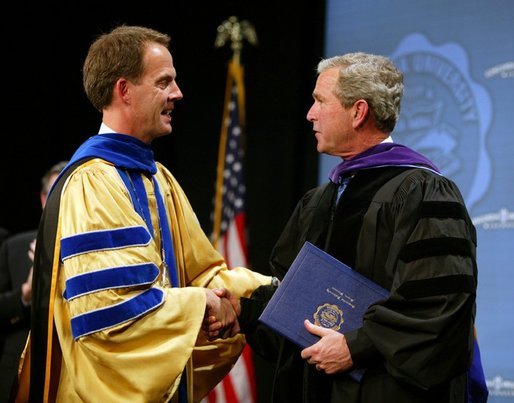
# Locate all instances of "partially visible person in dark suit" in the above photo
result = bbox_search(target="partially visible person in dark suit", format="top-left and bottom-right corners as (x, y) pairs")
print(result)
(0, 160), (67, 402)
(0, 228), (9, 246)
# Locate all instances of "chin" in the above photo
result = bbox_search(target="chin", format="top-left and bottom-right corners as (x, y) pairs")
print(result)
(158, 124), (173, 136)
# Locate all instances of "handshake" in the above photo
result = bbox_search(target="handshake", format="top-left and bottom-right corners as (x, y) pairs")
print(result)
(202, 288), (240, 340)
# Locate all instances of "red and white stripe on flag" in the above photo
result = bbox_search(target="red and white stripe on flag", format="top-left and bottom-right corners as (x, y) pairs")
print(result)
(217, 212), (248, 269)
(205, 59), (258, 403)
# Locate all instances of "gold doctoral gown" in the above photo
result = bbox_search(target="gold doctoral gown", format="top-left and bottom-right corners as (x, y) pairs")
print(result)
(18, 155), (270, 403)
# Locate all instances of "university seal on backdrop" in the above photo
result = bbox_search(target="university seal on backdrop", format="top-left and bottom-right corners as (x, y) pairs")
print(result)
(390, 33), (492, 212)
(314, 303), (344, 330)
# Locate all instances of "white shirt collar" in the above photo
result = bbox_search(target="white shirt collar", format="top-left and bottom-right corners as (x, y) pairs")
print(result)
(98, 122), (116, 134)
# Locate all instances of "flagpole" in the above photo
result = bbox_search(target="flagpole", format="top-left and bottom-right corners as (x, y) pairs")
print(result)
(204, 16), (260, 403)
(212, 16), (257, 249)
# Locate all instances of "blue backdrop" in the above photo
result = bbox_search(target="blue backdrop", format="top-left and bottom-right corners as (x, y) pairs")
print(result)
(320, 1), (514, 401)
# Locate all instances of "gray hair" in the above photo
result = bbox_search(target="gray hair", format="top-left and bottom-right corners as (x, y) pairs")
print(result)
(317, 52), (403, 133)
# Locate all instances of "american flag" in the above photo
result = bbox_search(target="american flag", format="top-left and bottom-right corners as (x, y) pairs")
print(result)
(204, 60), (257, 403)
(211, 61), (248, 266)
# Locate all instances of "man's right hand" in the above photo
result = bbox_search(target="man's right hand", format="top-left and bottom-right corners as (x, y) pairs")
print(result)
(21, 267), (33, 306)
(203, 288), (240, 340)
(28, 238), (36, 262)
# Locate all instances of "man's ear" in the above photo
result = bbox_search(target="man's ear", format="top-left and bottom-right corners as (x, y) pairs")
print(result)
(115, 78), (130, 102)
(352, 99), (369, 129)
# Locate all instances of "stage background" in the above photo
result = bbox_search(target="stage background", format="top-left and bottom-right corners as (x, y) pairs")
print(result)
(320, 1), (514, 401)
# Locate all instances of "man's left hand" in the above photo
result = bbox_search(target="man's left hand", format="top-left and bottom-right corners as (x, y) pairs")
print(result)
(300, 319), (353, 374)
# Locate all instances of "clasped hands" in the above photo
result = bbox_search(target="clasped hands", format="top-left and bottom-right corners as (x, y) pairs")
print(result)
(202, 288), (240, 340)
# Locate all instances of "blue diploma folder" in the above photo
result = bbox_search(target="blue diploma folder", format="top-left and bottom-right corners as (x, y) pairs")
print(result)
(259, 241), (390, 349)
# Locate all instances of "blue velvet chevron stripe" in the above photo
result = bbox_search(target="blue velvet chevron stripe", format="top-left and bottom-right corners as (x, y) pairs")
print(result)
(153, 178), (179, 287)
(70, 287), (164, 339)
(63, 263), (159, 300)
(117, 169), (155, 237)
(61, 226), (151, 260)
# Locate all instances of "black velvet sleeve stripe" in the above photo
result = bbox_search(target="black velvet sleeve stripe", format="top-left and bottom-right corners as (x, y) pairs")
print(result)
(400, 237), (472, 262)
(420, 201), (468, 220)
(397, 274), (476, 299)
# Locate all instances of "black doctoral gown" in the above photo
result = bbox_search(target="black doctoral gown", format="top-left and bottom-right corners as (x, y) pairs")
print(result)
(240, 166), (477, 403)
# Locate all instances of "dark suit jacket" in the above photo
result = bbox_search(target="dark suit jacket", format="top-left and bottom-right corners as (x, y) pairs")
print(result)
(0, 227), (9, 246)
(0, 230), (37, 402)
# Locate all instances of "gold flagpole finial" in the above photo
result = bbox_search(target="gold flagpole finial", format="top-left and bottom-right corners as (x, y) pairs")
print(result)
(215, 16), (257, 65)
